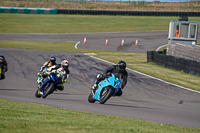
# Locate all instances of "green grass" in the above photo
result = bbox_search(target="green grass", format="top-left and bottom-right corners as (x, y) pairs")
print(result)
(1, 98), (199, 133)
(2, 1), (200, 11)
(1, 14), (200, 33)
(1, 14), (200, 132)
(197, 40), (200, 45)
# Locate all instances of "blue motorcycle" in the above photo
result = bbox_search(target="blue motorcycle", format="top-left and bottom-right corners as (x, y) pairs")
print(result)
(88, 73), (122, 104)
(35, 72), (63, 98)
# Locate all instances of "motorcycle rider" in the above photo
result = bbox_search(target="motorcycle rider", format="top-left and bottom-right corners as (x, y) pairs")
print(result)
(38, 60), (70, 95)
(37, 56), (57, 83)
(0, 55), (8, 80)
(92, 60), (128, 96)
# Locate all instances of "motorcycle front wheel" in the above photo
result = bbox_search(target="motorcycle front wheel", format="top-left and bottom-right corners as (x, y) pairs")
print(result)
(35, 83), (42, 98)
(99, 87), (113, 104)
(42, 83), (55, 98)
(88, 90), (96, 103)
(35, 90), (42, 98)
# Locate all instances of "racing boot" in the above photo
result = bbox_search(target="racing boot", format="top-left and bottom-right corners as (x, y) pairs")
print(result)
(114, 89), (123, 97)
(56, 84), (64, 91)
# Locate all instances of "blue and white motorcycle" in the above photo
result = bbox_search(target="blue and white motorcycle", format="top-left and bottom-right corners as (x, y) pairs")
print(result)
(88, 73), (122, 104)
(35, 72), (63, 98)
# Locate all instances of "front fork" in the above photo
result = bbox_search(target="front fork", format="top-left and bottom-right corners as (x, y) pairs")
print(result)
(39, 77), (50, 92)
(91, 88), (95, 96)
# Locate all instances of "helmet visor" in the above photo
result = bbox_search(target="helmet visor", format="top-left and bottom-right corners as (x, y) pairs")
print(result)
(50, 60), (56, 65)
(63, 65), (68, 70)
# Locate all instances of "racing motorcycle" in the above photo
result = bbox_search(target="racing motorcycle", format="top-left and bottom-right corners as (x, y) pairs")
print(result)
(35, 72), (63, 98)
(88, 73), (122, 104)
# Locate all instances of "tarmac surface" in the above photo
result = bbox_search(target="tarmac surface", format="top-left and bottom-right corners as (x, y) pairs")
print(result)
(0, 32), (200, 128)
(0, 31), (169, 53)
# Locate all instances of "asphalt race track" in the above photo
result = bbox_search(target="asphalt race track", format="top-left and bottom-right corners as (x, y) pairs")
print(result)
(0, 31), (169, 53)
(0, 32), (200, 129)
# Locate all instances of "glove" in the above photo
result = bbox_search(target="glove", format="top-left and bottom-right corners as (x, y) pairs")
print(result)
(42, 72), (47, 78)
(102, 72), (111, 78)
(97, 74), (103, 81)
(102, 73), (107, 77)
(106, 72), (112, 77)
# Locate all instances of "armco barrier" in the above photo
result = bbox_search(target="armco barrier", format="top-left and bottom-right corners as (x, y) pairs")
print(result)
(0, 7), (57, 14)
(147, 51), (200, 76)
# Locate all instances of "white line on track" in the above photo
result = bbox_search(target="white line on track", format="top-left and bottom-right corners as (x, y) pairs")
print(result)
(75, 41), (80, 49)
(156, 44), (167, 51)
(85, 53), (200, 94)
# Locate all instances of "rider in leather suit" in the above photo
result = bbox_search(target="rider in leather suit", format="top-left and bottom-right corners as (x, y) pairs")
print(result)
(37, 56), (57, 83)
(92, 60), (128, 96)
(38, 60), (70, 95)
(0, 55), (8, 80)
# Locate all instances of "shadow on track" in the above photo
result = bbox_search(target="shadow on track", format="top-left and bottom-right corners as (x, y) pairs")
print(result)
(104, 103), (160, 110)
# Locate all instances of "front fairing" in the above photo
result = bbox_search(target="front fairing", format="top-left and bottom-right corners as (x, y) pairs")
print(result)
(50, 73), (63, 84)
(112, 73), (122, 89)
(93, 73), (122, 100)
(40, 73), (63, 89)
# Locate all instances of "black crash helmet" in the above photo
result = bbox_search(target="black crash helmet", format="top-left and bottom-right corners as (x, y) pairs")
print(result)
(118, 60), (126, 71)
(0, 55), (5, 63)
(50, 56), (56, 65)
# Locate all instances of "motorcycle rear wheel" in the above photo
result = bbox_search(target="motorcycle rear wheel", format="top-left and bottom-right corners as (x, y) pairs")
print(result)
(99, 87), (113, 104)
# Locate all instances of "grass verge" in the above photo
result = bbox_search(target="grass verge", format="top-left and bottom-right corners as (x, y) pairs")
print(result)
(0, 14), (200, 33)
(1, 1), (200, 11)
(0, 98), (199, 133)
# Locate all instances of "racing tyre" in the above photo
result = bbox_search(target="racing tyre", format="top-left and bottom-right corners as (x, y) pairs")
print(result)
(88, 91), (96, 103)
(42, 83), (55, 98)
(99, 87), (113, 104)
(35, 90), (42, 98)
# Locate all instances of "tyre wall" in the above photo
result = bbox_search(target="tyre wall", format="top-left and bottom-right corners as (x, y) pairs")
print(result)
(1, 7), (200, 16)
(147, 51), (200, 76)
(57, 9), (200, 16)
(0, 7), (57, 14)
